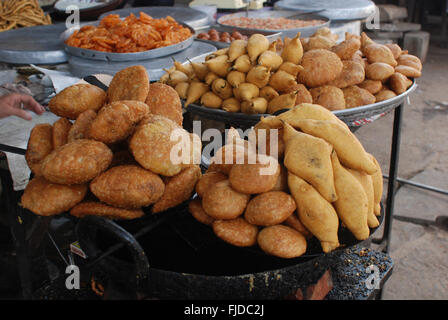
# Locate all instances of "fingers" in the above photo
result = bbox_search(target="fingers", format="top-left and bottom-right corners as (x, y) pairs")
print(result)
(7, 106), (33, 121)
(16, 94), (45, 114)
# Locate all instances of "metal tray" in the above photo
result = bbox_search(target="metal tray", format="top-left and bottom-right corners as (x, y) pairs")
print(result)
(60, 20), (195, 62)
(217, 10), (330, 39)
(194, 24), (282, 49)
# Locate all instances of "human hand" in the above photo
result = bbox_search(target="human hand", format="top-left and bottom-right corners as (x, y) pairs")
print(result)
(0, 93), (45, 121)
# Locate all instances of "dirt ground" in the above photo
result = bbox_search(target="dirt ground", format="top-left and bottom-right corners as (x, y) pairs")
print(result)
(355, 44), (448, 299)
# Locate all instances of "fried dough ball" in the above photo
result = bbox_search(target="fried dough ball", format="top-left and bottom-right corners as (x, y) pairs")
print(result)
(270, 164), (288, 192)
(195, 171), (227, 198)
(298, 49), (343, 88)
(151, 165), (201, 213)
(328, 60), (365, 88)
(107, 65), (149, 102)
(21, 176), (87, 216)
(188, 198), (214, 226)
(365, 62), (395, 81)
(284, 213), (312, 239)
(202, 180), (250, 220)
(375, 89), (397, 102)
(25, 123), (53, 176)
(342, 85), (376, 108)
(212, 218), (258, 247)
(70, 201), (144, 220)
(89, 100), (149, 144)
(41, 139), (112, 185)
(358, 80), (383, 94)
(90, 165), (165, 209)
(257, 225), (307, 258)
(244, 191), (296, 226)
(67, 110), (97, 142)
(229, 158), (280, 194)
(331, 38), (361, 60)
(363, 44), (397, 66)
(49, 84), (106, 120)
(145, 83), (183, 126)
(310, 85), (346, 111)
(52, 118), (72, 149)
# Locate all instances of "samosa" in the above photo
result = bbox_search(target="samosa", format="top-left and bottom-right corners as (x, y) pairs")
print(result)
(368, 153), (383, 216)
(349, 168), (379, 228)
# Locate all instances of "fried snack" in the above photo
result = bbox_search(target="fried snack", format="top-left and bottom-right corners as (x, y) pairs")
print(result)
(281, 33), (303, 64)
(233, 82), (259, 102)
(276, 103), (342, 125)
(211, 78), (233, 99)
(395, 65), (421, 78)
(67, 110), (97, 142)
(284, 213), (312, 239)
(228, 39), (247, 62)
(269, 70), (297, 93)
(349, 168), (379, 228)
(175, 82), (189, 100)
(227, 71), (246, 88)
(25, 123), (53, 176)
(188, 198), (214, 226)
(209, 144), (250, 175)
(267, 91), (297, 114)
(145, 83), (183, 126)
(328, 60), (365, 89)
(257, 225), (307, 258)
(247, 33), (270, 63)
(65, 12), (191, 53)
(241, 97), (268, 114)
(52, 118), (72, 149)
(232, 54), (252, 73)
(288, 173), (339, 252)
(41, 139), (113, 185)
(90, 165), (164, 209)
(201, 91), (222, 109)
(130, 116), (188, 176)
(360, 32), (375, 48)
(358, 80), (383, 94)
(389, 72), (411, 95)
(396, 54), (422, 72)
(70, 202), (144, 220)
(0, 0), (51, 32)
(351, 50), (366, 68)
(185, 81), (209, 107)
(303, 35), (335, 51)
(89, 101), (149, 144)
(385, 43), (402, 59)
(283, 122), (337, 202)
(108, 66), (149, 102)
(152, 165), (201, 213)
(365, 62), (395, 81)
(202, 180), (250, 220)
(310, 85), (346, 111)
(331, 38), (361, 60)
(342, 85), (376, 108)
(246, 65), (271, 89)
(258, 50), (283, 71)
(270, 164), (288, 192)
(298, 49), (343, 88)
(205, 55), (232, 78)
(368, 154), (383, 216)
(229, 158), (280, 194)
(244, 191), (296, 226)
(285, 83), (313, 105)
(292, 119), (377, 174)
(49, 84), (106, 120)
(375, 89), (397, 102)
(254, 117), (285, 159)
(363, 44), (397, 66)
(21, 176), (87, 216)
(222, 97), (241, 112)
(109, 150), (137, 167)
(278, 62), (304, 78)
(331, 151), (370, 241)
(213, 218), (258, 247)
(313, 27), (338, 42)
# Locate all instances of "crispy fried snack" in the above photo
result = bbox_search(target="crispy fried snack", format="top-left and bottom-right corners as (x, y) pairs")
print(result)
(365, 62), (395, 81)
(49, 84), (106, 120)
(89, 100), (149, 144)
(358, 80), (383, 94)
(90, 165), (165, 209)
(25, 123), (53, 176)
(331, 38), (361, 60)
(213, 218), (258, 247)
(244, 191), (296, 226)
(385, 43), (402, 59)
(108, 66), (149, 102)
(0, 0), (52, 32)
(67, 110), (97, 142)
(389, 72), (412, 95)
(368, 153), (383, 216)
(284, 213), (312, 239)
(257, 225), (307, 258)
(287, 173), (339, 253)
(254, 117), (285, 160)
(145, 83), (183, 126)
(395, 65), (421, 78)
(21, 176), (87, 216)
(349, 168), (379, 228)
(52, 118), (72, 149)
(284, 83), (313, 104)
(310, 85), (346, 111)
(152, 165), (201, 213)
(328, 60), (365, 89)
(270, 164), (288, 192)
(298, 49), (343, 88)
(342, 85), (376, 108)
(229, 158), (280, 194)
(70, 201), (144, 220)
(202, 180), (250, 220)
(188, 198), (214, 226)
(41, 139), (112, 185)
(303, 35), (335, 51)
(396, 54), (422, 72)
(375, 89), (396, 102)
(363, 43), (397, 66)
(195, 171), (227, 198)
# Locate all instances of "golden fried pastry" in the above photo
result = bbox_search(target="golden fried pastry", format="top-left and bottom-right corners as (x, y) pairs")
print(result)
(89, 100), (149, 144)
(303, 35), (335, 51)
(21, 176), (87, 216)
(213, 218), (258, 247)
(351, 50), (365, 68)
(375, 89), (397, 102)
(389, 72), (412, 95)
(349, 168), (379, 228)
(254, 117), (285, 160)
(365, 62), (395, 81)
(363, 44), (397, 66)
(284, 213), (312, 239)
(310, 85), (346, 111)
(360, 32), (375, 48)
(284, 83), (313, 105)
(283, 122), (337, 202)
(331, 38), (361, 60)
(152, 165), (201, 213)
(145, 83), (183, 126)
(385, 43), (402, 59)
(202, 180), (250, 220)
(195, 171), (227, 198)
(368, 153), (383, 216)
(270, 164), (288, 192)
(49, 84), (106, 120)
(244, 191), (296, 226)
(331, 151), (370, 240)
(52, 118), (72, 149)
(257, 225), (307, 258)
(107, 65), (149, 102)
(395, 65), (421, 78)
(267, 91), (298, 114)
(41, 139), (112, 185)
(298, 49), (343, 88)
(188, 198), (214, 226)
(396, 54), (422, 71)
(328, 60), (365, 89)
(276, 103), (342, 125)
(313, 27), (338, 42)
(358, 80), (383, 94)
(229, 158), (280, 194)
(342, 85), (376, 108)
(70, 201), (144, 220)
(25, 123), (53, 176)
(288, 173), (339, 252)
(67, 110), (97, 142)
(90, 165), (164, 209)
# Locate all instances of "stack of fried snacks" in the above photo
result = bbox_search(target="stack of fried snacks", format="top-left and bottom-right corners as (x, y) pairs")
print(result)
(0, 0), (51, 32)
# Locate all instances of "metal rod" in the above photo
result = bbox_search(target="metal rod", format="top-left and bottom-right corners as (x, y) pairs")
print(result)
(0, 144), (26, 155)
(383, 175), (448, 196)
